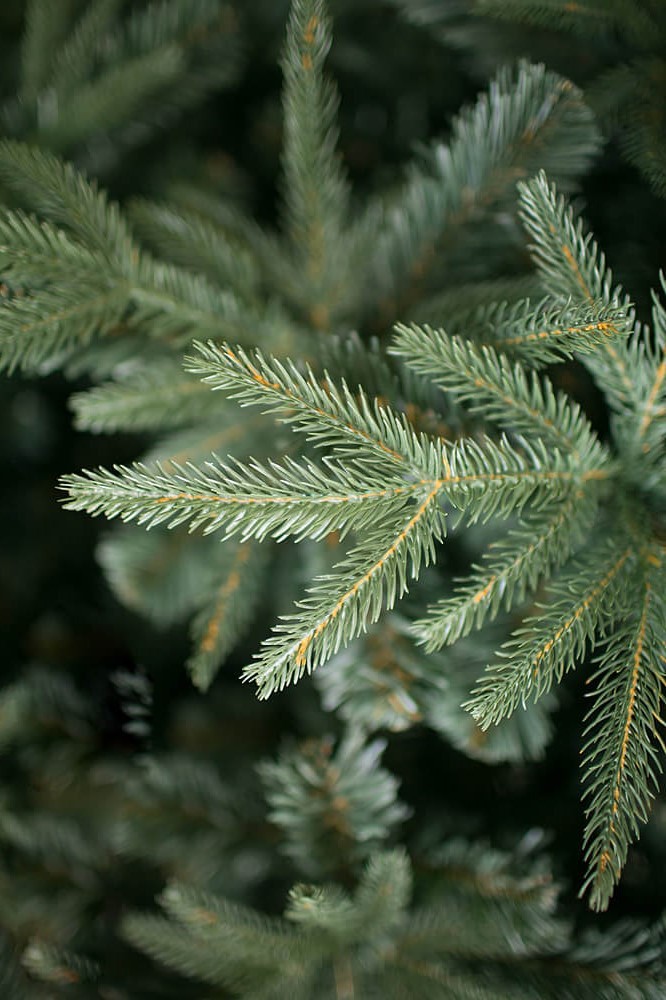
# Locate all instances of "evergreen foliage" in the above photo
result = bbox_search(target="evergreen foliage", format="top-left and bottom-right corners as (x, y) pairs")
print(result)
(2, 0), (666, 994)
(121, 847), (666, 999)
(0, 0), (658, 913)
(3, 665), (666, 998)
(393, 1), (666, 197)
(2, 0), (241, 173)
(1, 0), (603, 695)
(62, 163), (666, 909)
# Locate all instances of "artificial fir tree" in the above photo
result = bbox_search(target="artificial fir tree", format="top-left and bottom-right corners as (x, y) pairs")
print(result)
(2, 0), (666, 995)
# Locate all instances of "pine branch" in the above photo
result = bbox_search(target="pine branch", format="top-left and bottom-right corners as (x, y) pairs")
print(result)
(518, 172), (643, 417)
(185, 339), (440, 472)
(392, 321), (612, 464)
(412, 295), (628, 368)
(244, 494), (447, 697)
(280, 0), (352, 323)
(474, 0), (633, 37)
(19, 0), (77, 102)
(128, 198), (260, 299)
(415, 488), (602, 651)
(467, 536), (635, 726)
(370, 60), (601, 314)
(0, 281), (129, 374)
(0, 210), (113, 284)
(260, 735), (408, 875)
(60, 455), (417, 542)
(627, 275), (666, 478)
(580, 556), (666, 911)
(38, 48), (186, 153)
(70, 360), (215, 433)
(0, 140), (135, 263)
(186, 540), (269, 691)
(47, 0), (124, 96)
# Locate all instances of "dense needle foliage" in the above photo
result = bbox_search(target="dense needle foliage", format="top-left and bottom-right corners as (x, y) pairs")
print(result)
(1, 0), (665, 995)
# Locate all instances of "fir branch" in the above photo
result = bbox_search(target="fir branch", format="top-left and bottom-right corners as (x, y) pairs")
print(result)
(474, 0), (633, 37)
(392, 321), (612, 465)
(22, 942), (99, 993)
(260, 735), (408, 875)
(61, 333), (171, 380)
(406, 838), (563, 957)
(371, 60), (600, 314)
(467, 536), (635, 727)
(0, 281), (129, 374)
(245, 491), (447, 697)
(19, 0), (77, 102)
(142, 418), (266, 472)
(0, 808), (104, 872)
(128, 257), (297, 348)
(411, 276), (543, 331)
(318, 615), (554, 763)
(0, 935), (39, 1000)
(187, 541), (269, 691)
(29, 0), (241, 164)
(518, 172), (642, 417)
(613, 56), (666, 199)
(162, 182), (285, 289)
(476, 0), (662, 47)
(38, 48), (186, 153)
(412, 295), (628, 369)
(121, 261), (306, 367)
(47, 0), (124, 96)
(128, 198), (260, 299)
(186, 339), (439, 471)
(123, 885), (303, 992)
(0, 140), (135, 263)
(629, 276), (666, 472)
(70, 360), (215, 433)
(243, 435), (590, 695)
(580, 556), (666, 911)
(318, 614), (448, 734)
(280, 0), (351, 320)
(416, 487), (602, 651)
(63, 418), (611, 699)
(478, 3), (666, 198)
(435, 433), (608, 523)
(0, 210), (113, 283)
(288, 849), (412, 941)
(557, 915), (666, 997)
(60, 455), (417, 542)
